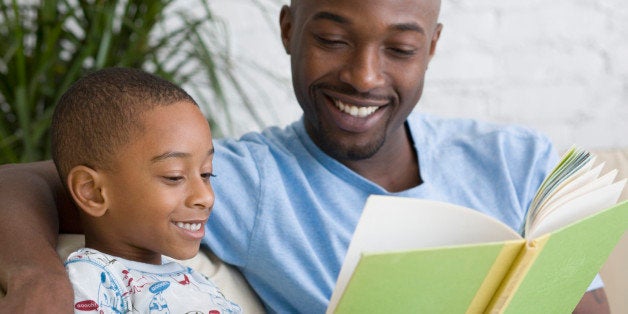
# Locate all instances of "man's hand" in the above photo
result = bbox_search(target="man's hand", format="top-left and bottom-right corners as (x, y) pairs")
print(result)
(0, 263), (74, 314)
(573, 288), (610, 314)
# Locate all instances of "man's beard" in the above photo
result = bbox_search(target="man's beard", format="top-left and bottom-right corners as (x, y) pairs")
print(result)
(313, 123), (387, 162)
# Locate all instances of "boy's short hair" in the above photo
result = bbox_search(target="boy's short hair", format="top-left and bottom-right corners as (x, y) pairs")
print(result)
(51, 67), (198, 182)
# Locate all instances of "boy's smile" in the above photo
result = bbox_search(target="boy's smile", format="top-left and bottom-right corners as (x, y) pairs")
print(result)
(87, 101), (214, 264)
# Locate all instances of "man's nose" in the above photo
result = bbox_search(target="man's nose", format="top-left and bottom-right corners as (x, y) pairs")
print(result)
(339, 46), (386, 93)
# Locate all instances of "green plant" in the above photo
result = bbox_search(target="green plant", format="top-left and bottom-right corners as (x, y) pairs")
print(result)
(0, 0), (280, 164)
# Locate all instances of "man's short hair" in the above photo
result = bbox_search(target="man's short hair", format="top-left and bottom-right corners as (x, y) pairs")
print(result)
(51, 67), (198, 182)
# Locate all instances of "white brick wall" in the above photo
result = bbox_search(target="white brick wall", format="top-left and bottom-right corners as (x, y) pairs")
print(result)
(210, 0), (628, 152)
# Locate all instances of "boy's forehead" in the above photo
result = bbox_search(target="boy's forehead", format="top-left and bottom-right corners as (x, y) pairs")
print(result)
(120, 102), (211, 158)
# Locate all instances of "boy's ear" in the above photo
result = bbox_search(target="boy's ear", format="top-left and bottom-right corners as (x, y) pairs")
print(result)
(67, 165), (108, 217)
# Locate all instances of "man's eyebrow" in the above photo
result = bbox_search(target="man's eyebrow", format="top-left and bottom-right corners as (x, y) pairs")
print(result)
(392, 22), (426, 35)
(151, 147), (214, 163)
(311, 11), (425, 35)
(312, 11), (350, 25)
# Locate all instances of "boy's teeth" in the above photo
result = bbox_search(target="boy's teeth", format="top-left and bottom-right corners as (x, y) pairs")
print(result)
(175, 222), (201, 231)
(334, 99), (378, 118)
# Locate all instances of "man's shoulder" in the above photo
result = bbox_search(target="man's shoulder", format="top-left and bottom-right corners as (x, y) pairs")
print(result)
(214, 120), (306, 161)
(217, 122), (297, 147)
(409, 112), (552, 150)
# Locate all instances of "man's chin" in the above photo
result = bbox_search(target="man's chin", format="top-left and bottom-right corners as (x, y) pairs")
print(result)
(320, 138), (384, 162)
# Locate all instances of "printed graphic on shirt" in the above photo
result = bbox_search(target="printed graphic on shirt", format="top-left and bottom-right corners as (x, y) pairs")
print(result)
(65, 248), (241, 313)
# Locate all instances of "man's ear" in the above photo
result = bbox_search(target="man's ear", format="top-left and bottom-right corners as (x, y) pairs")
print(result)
(279, 5), (293, 55)
(428, 23), (444, 63)
(66, 165), (108, 217)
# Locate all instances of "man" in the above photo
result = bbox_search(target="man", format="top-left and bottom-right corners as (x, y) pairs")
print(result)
(0, 0), (609, 312)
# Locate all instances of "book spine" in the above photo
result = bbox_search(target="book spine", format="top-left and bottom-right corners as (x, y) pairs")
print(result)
(484, 235), (550, 313)
(466, 241), (523, 313)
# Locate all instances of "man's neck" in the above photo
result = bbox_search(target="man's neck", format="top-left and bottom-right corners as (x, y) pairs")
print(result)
(344, 124), (422, 192)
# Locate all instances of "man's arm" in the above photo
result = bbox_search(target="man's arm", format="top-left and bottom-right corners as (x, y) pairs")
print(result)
(574, 288), (610, 314)
(0, 160), (80, 313)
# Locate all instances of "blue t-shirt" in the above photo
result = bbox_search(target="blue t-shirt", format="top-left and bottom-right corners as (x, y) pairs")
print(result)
(204, 111), (596, 313)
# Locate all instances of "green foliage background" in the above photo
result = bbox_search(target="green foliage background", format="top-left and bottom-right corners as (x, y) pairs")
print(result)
(0, 0), (280, 164)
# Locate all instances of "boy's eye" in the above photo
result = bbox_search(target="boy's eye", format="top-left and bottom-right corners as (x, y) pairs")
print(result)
(163, 176), (184, 183)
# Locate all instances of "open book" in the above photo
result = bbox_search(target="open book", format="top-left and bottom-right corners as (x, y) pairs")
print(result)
(327, 147), (628, 313)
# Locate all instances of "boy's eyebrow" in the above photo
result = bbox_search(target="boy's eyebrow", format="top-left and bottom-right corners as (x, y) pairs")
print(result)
(151, 147), (214, 163)
(311, 11), (425, 35)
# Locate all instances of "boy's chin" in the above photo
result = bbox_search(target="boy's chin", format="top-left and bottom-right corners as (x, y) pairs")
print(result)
(167, 246), (201, 262)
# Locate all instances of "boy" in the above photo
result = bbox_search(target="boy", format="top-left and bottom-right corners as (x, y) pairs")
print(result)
(51, 67), (241, 313)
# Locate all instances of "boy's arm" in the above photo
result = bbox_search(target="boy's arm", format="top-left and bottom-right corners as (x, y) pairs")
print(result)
(0, 160), (80, 313)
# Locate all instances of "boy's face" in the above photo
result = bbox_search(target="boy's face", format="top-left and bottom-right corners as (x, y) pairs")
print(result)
(281, 0), (441, 162)
(96, 101), (214, 263)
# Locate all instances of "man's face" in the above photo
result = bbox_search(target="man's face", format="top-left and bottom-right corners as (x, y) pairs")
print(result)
(281, 0), (442, 162)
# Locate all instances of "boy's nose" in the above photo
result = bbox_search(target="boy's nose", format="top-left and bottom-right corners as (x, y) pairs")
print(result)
(188, 178), (214, 210)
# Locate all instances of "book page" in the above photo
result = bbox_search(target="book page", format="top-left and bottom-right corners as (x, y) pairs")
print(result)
(528, 179), (626, 238)
(524, 147), (594, 235)
(528, 169), (618, 231)
(532, 164), (606, 219)
(523, 146), (627, 238)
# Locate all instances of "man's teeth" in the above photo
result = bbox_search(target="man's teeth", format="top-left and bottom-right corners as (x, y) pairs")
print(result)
(334, 99), (378, 118)
(175, 222), (202, 231)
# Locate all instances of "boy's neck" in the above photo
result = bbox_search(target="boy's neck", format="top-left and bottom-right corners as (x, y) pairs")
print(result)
(83, 229), (163, 265)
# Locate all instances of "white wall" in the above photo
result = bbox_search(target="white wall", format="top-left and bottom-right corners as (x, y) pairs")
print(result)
(210, 0), (628, 152)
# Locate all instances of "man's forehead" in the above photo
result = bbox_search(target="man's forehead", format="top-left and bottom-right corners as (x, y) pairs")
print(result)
(292, 0), (441, 9)
(292, 0), (441, 30)
(292, 0), (441, 20)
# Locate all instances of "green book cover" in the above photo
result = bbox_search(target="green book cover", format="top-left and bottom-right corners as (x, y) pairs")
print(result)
(329, 198), (628, 313)
(498, 201), (628, 313)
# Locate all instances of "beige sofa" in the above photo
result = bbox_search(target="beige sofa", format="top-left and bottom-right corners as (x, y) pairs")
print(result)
(595, 148), (628, 314)
(1, 148), (627, 313)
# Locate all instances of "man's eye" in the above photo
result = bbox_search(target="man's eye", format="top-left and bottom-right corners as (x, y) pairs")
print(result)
(201, 172), (216, 182)
(389, 47), (417, 57)
(315, 35), (347, 48)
